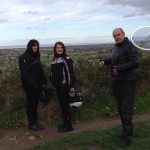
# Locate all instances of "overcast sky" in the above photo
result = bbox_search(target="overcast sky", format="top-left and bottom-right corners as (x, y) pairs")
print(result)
(0, 0), (150, 46)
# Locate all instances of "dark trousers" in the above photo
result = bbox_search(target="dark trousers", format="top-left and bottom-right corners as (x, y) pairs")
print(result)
(56, 86), (71, 126)
(112, 80), (136, 137)
(24, 88), (40, 126)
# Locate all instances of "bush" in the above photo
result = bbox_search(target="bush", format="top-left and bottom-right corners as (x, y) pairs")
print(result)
(0, 53), (150, 128)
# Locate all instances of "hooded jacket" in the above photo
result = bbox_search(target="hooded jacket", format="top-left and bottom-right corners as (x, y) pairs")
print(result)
(19, 51), (46, 91)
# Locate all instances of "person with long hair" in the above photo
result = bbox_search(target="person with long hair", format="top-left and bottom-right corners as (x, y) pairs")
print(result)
(50, 41), (76, 132)
(19, 39), (46, 131)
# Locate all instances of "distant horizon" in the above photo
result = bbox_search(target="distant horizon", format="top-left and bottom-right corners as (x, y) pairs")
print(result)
(0, 42), (113, 49)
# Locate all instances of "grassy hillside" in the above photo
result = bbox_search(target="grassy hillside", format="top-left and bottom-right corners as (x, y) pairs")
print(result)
(0, 50), (150, 128)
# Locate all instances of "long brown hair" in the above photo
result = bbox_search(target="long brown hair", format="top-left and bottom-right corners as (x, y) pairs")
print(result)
(53, 41), (67, 58)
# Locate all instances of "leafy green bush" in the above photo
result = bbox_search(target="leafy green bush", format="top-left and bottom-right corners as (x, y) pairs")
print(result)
(0, 53), (150, 128)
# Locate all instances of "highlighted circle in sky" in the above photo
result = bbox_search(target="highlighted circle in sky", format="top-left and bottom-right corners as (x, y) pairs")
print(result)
(131, 26), (150, 50)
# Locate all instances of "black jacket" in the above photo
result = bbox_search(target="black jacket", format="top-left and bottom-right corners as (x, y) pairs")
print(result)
(50, 56), (75, 88)
(19, 52), (46, 91)
(104, 37), (140, 80)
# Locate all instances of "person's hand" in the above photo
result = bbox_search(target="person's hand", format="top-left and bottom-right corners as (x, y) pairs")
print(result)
(70, 88), (75, 92)
(99, 60), (105, 68)
(112, 66), (118, 76)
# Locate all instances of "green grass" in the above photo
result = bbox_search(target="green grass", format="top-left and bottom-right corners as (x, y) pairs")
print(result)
(135, 92), (150, 114)
(0, 110), (25, 128)
(32, 121), (150, 150)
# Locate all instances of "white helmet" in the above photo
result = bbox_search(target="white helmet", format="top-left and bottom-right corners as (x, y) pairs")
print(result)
(69, 92), (83, 107)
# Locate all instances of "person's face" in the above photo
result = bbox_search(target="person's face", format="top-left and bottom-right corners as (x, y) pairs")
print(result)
(32, 44), (38, 53)
(56, 44), (63, 54)
(113, 29), (125, 44)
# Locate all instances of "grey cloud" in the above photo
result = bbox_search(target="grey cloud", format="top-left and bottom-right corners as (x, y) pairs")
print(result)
(0, 19), (8, 23)
(19, 0), (56, 5)
(106, 0), (150, 15)
(38, 17), (51, 22)
(26, 27), (32, 30)
(123, 13), (138, 18)
(23, 10), (39, 15)
(0, 0), (114, 25)
(25, 26), (49, 34)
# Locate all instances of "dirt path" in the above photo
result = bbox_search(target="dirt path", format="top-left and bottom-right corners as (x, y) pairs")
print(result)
(0, 113), (150, 150)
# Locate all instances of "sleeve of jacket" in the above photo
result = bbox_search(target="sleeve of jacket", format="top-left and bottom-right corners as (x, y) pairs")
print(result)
(115, 45), (140, 72)
(40, 63), (47, 86)
(99, 58), (111, 65)
(66, 57), (76, 88)
(19, 56), (39, 91)
(104, 58), (112, 65)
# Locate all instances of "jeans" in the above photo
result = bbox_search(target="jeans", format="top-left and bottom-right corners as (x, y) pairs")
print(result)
(112, 80), (136, 137)
(24, 88), (40, 126)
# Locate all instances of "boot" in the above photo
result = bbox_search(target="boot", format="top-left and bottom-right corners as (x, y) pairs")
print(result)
(58, 118), (73, 132)
(58, 124), (73, 132)
(28, 123), (44, 131)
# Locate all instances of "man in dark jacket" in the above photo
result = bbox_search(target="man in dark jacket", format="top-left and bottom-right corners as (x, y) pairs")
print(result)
(99, 28), (140, 147)
(19, 39), (46, 131)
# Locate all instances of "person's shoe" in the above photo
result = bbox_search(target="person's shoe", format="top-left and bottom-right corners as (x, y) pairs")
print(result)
(28, 124), (44, 131)
(58, 125), (73, 132)
(117, 137), (131, 147)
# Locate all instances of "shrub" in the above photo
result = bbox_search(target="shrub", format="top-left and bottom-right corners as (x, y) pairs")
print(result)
(0, 53), (150, 128)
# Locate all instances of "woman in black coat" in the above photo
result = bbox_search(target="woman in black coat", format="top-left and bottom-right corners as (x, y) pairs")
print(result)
(50, 41), (76, 132)
(19, 39), (46, 131)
